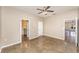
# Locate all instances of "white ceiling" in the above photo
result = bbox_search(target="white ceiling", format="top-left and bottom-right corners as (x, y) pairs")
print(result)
(12, 6), (77, 18)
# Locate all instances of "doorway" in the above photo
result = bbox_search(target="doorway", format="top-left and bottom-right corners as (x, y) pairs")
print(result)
(22, 20), (29, 41)
(65, 20), (76, 45)
(38, 21), (43, 36)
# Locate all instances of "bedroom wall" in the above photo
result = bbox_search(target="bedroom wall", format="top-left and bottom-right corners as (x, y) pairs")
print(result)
(0, 6), (42, 48)
(43, 9), (78, 40)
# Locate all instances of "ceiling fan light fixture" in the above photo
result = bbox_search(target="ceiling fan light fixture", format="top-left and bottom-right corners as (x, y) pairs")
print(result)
(42, 12), (47, 15)
(37, 6), (54, 16)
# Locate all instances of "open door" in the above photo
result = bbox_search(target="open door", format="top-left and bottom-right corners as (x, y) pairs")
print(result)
(22, 20), (29, 41)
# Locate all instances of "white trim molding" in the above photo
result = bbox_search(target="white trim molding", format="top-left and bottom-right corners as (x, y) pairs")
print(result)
(0, 41), (21, 53)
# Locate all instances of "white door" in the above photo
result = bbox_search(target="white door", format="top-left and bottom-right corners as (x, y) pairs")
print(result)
(38, 21), (43, 36)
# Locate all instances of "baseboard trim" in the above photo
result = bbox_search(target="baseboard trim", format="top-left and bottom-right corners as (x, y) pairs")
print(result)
(30, 35), (64, 42)
(0, 41), (21, 52)
(29, 36), (40, 40)
(43, 35), (64, 40)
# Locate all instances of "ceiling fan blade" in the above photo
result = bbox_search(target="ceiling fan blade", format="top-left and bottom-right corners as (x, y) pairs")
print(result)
(38, 12), (42, 14)
(37, 8), (44, 11)
(45, 6), (50, 10)
(47, 10), (54, 12)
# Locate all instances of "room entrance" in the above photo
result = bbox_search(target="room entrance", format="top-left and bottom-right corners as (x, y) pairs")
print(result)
(65, 20), (76, 45)
(22, 20), (29, 41)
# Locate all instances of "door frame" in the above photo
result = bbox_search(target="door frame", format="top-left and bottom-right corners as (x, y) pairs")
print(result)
(20, 17), (30, 42)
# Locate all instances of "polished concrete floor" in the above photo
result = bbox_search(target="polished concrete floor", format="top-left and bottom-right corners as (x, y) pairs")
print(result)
(1, 36), (77, 53)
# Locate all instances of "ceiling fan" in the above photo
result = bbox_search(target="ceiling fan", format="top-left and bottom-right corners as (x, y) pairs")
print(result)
(37, 6), (54, 15)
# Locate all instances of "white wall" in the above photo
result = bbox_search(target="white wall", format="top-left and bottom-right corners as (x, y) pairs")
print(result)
(0, 7), (42, 48)
(44, 9), (77, 40)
